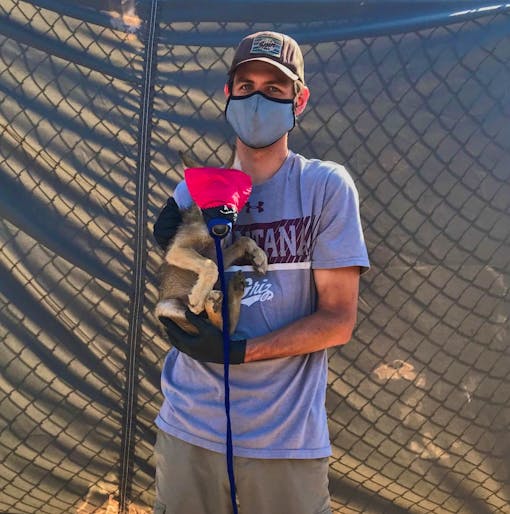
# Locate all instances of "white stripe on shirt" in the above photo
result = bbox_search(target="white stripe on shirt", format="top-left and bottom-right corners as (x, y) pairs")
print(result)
(227, 262), (312, 272)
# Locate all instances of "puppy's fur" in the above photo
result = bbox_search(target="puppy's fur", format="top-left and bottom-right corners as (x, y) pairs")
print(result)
(155, 156), (268, 334)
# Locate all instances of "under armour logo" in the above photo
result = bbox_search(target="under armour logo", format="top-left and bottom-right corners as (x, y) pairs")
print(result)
(245, 201), (264, 213)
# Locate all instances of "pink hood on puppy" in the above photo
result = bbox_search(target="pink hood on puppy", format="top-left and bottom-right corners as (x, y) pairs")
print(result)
(184, 167), (252, 213)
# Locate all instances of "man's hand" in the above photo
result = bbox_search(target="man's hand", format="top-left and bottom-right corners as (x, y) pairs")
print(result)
(159, 310), (247, 364)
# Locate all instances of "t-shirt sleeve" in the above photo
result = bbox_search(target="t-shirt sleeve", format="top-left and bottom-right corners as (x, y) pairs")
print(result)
(173, 181), (193, 209)
(311, 165), (370, 273)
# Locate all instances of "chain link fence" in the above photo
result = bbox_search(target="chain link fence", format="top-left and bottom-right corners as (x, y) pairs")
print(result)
(1, 1), (509, 513)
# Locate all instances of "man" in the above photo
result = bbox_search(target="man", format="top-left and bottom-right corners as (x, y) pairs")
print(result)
(153, 31), (370, 514)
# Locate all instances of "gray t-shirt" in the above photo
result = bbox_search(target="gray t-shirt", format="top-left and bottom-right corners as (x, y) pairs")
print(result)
(156, 151), (370, 458)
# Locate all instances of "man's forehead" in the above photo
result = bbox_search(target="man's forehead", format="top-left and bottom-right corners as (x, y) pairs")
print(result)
(233, 61), (293, 84)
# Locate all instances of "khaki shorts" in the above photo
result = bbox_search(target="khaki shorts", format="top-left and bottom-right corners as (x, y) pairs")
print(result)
(154, 430), (332, 514)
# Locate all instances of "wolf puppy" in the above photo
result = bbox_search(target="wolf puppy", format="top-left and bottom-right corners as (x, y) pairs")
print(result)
(155, 160), (268, 335)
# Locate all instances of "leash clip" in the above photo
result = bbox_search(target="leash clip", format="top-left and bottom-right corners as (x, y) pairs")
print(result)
(207, 218), (232, 239)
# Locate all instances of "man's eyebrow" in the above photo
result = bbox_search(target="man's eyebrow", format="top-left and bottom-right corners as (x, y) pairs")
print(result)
(234, 76), (254, 83)
(235, 75), (288, 86)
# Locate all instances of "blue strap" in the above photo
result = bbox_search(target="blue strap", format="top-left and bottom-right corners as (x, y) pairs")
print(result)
(213, 235), (239, 514)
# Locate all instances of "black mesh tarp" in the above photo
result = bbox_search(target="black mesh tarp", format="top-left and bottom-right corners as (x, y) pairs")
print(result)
(1, 1), (509, 513)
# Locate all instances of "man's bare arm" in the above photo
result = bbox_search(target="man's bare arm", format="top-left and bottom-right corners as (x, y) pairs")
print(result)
(244, 266), (361, 362)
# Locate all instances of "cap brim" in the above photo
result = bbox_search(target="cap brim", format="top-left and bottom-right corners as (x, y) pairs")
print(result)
(232, 57), (300, 81)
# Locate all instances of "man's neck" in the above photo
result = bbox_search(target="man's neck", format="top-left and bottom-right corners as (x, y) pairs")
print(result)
(235, 137), (289, 185)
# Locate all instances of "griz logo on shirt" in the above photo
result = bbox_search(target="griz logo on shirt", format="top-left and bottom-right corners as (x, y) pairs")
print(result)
(241, 277), (273, 306)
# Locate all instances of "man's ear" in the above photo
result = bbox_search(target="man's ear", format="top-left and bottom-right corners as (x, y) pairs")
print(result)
(224, 83), (230, 97)
(294, 86), (310, 116)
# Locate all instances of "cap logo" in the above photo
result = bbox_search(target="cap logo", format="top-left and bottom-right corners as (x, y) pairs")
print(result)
(250, 35), (282, 58)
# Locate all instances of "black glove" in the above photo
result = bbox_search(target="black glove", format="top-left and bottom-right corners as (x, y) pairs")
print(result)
(153, 197), (182, 251)
(159, 310), (247, 364)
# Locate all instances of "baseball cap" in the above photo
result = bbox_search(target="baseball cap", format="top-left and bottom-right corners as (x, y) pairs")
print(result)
(228, 31), (305, 83)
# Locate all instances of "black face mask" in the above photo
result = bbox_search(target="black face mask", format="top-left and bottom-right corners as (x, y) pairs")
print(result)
(225, 91), (295, 148)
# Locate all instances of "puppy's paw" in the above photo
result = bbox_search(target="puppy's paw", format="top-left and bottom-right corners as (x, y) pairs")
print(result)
(188, 300), (205, 315)
(204, 290), (224, 330)
(205, 290), (223, 314)
(250, 247), (268, 275)
(229, 271), (246, 295)
(188, 286), (207, 314)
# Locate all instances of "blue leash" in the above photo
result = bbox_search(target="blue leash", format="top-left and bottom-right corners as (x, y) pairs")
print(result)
(212, 232), (239, 514)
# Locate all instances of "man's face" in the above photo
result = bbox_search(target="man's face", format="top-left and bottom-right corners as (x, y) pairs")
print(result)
(227, 60), (310, 115)
(231, 61), (295, 99)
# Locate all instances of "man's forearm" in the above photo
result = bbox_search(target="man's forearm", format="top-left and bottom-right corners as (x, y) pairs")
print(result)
(244, 307), (356, 362)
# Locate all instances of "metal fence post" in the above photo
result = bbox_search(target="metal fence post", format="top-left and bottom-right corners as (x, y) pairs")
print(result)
(119, 1), (160, 512)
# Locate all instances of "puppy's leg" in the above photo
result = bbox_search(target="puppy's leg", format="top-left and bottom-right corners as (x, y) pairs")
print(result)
(228, 271), (246, 333)
(204, 272), (246, 334)
(204, 290), (223, 331)
(155, 298), (183, 320)
(155, 298), (198, 335)
(165, 246), (218, 314)
(223, 237), (268, 274)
